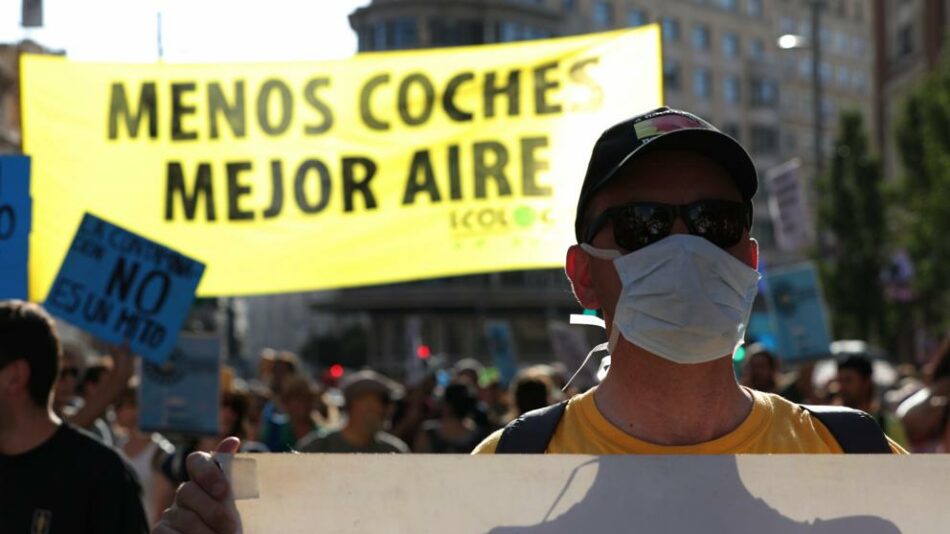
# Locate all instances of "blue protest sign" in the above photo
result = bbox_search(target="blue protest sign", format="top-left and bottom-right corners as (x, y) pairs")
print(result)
(485, 320), (518, 387)
(44, 213), (205, 364)
(139, 334), (221, 436)
(0, 156), (31, 300)
(762, 262), (833, 361)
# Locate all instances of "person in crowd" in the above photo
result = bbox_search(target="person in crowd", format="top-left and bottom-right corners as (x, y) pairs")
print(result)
(0, 300), (148, 533)
(836, 355), (909, 449)
(72, 358), (117, 445)
(741, 345), (779, 394)
(414, 382), (487, 453)
(113, 379), (176, 526)
(778, 360), (825, 405)
(510, 369), (557, 418)
(259, 350), (302, 452)
(390, 371), (438, 447)
(156, 107), (907, 533)
(51, 343), (83, 416)
(451, 358), (493, 429)
(297, 370), (409, 453)
(898, 336), (950, 452)
(244, 379), (271, 442)
(261, 375), (322, 452)
(159, 382), (268, 492)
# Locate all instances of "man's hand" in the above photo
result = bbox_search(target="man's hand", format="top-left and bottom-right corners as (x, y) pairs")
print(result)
(154, 438), (242, 534)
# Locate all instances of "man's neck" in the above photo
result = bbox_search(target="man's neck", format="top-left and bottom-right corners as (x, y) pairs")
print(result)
(594, 342), (752, 446)
(0, 405), (60, 456)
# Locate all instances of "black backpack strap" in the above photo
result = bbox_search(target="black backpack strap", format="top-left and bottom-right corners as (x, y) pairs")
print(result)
(801, 404), (893, 454)
(496, 401), (569, 454)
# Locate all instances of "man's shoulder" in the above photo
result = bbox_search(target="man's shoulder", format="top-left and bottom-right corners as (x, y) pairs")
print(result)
(472, 428), (503, 454)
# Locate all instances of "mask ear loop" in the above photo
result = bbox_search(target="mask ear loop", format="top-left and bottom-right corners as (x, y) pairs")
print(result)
(562, 314), (610, 392)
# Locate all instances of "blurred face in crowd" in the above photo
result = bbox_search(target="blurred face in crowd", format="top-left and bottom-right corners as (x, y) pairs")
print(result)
(568, 151), (758, 339)
(115, 396), (138, 431)
(219, 395), (242, 438)
(284, 392), (313, 421)
(271, 361), (295, 391)
(349, 392), (390, 436)
(837, 368), (873, 408)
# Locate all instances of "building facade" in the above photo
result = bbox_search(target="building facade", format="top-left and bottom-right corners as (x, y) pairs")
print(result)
(873, 0), (948, 184)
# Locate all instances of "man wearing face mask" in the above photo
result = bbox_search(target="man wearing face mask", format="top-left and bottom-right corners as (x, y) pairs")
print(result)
(474, 107), (906, 455)
(154, 107), (904, 534)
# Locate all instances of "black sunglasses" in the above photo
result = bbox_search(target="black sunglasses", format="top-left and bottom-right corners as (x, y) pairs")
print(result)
(584, 199), (751, 252)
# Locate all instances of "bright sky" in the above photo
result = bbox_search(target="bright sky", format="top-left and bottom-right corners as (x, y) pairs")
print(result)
(0, 0), (371, 62)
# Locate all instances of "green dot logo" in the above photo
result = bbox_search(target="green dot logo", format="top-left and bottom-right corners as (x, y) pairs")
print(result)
(513, 206), (535, 228)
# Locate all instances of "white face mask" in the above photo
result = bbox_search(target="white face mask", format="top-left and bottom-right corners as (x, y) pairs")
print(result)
(581, 234), (761, 365)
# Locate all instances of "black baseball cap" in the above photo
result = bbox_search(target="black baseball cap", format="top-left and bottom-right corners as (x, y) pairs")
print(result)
(574, 107), (758, 243)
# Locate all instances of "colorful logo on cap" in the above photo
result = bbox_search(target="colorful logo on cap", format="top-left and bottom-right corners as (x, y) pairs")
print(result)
(633, 112), (708, 143)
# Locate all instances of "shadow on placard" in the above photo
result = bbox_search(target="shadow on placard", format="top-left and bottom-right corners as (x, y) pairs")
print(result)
(487, 456), (900, 534)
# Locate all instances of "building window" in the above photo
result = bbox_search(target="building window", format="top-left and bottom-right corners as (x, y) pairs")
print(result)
(779, 16), (796, 34)
(748, 37), (764, 59)
(750, 125), (779, 154)
(662, 17), (680, 42)
(837, 66), (849, 88)
(693, 68), (712, 99)
(898, 23), (914, 57)
(563, 0), (576, 10)
(388, 18), (418, 49)
(785, 132), (797, 151)
(692, 24), (711, 51)
(799, 57), (812, 79)
(372, 21), (387, 50)
(834, 31), (849, 54)
(627, 8), (648, 27)
(664, 59), (681, 91)
(720, 0), (738, 11)
(750, 78), (778, 106)
(724, 75), (740, 104)
(820, 62), (832, 84)
(723, 32), (740, 58)
(430, 18), (486, 46)
(499, 21), (522, 42)
(747, 0), (763, 18)
(593, 1), (613, 30)
(853, 72), (867, 93)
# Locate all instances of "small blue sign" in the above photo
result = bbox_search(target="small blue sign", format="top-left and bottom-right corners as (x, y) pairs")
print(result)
(139, 334), (221, 436)
(0, 156), (31, 300)
(485, 320), (518, 387)
(44, 213), (205, 364)
(763, 262), (833, 361)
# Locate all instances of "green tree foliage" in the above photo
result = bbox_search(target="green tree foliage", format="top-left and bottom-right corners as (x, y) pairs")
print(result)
(818, 111), (886, 341)
(896, 59), (950, 331)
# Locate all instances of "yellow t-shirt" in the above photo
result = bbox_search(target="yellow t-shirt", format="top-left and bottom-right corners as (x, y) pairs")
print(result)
(473, 387), (907, 454)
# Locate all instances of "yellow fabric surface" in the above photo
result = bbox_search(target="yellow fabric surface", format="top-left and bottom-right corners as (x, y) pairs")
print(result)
(474, 387), (908, 454)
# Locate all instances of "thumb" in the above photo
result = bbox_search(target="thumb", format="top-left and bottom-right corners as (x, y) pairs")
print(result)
(216, 436), (241, 454)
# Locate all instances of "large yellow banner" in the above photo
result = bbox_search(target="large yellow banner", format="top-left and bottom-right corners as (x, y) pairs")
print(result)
(22, 27), (661, 298)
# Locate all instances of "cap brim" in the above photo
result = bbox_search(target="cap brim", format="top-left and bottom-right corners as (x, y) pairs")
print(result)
(575, 129), (757, 241)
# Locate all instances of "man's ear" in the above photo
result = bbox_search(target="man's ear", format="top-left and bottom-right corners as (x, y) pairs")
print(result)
(0, 359), (29, 397)
(565, 245), (602, 310)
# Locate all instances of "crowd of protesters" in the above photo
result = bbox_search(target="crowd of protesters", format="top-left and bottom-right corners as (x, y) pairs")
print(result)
(4, 298), (950, 530)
